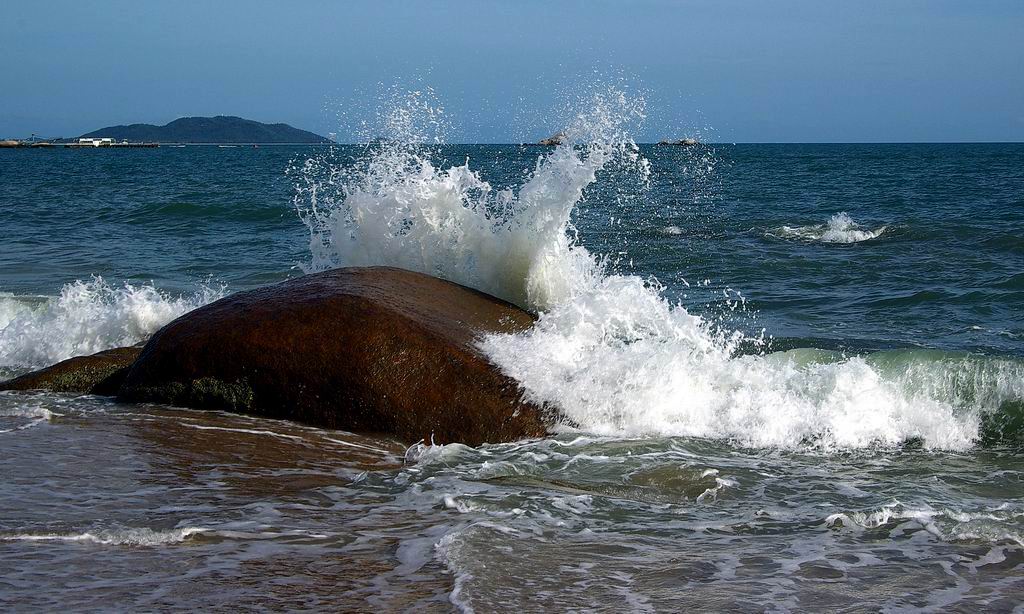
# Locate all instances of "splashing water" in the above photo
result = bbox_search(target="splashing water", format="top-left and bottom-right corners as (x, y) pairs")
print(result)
(0, 278), (224, 371)
(770, 212), (888, 244)
(294, 89), (1023, 451)
(294, 88), (648, 311)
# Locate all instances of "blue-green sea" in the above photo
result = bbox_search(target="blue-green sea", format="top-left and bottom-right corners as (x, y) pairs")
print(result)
(1, 141), (1022, 611)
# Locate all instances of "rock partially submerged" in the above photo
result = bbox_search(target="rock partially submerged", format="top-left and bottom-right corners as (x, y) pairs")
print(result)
(119, 267), (549, 445)
(0, 346), (142, 395)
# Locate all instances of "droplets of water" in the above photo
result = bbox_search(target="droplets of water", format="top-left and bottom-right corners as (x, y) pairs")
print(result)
(292, 85), (650, 311)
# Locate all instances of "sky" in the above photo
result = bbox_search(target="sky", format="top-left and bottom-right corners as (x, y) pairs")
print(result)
(2, 0), (1022, 143)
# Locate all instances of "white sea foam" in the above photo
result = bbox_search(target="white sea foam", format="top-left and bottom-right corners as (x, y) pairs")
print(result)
(2, 527), (207, 546)
(826, 501), (1024, 547)
(770, 212), (887, 244)
(297, 88), (1022, 451)
(177, 423), (307, 441)
(0, 278), (223, 370)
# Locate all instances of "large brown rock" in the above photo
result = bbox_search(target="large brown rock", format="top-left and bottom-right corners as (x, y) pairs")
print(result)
(119, 267), (549, 445)
(0, 346), (142, 395)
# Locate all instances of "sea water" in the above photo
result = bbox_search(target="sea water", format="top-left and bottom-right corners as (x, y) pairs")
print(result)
(1, 94), (1023, 610)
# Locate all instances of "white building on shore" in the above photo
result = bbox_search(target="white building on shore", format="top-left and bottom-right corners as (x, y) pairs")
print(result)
(78, 137), (115, 147)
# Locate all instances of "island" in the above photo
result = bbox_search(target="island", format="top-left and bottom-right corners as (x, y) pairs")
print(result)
(78, 116), (332, 144)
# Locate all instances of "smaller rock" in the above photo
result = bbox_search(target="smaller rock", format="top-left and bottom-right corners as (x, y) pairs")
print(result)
(0, 347), (142, 395)
(538, 131), (567, 146)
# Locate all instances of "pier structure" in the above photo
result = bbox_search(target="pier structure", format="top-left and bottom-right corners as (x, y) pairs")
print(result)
(64, 138), (159, 148)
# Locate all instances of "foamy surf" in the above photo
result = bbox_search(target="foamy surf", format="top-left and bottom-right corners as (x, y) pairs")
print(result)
(769, 212), (888, 244)
(0, 277), (223, 371)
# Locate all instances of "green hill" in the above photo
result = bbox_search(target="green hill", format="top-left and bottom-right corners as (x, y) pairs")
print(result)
(80, 116), (332, 144)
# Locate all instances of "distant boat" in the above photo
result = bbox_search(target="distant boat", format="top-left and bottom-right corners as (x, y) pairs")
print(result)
(218, 145), (239, 148)
(170, 144), (186, 148)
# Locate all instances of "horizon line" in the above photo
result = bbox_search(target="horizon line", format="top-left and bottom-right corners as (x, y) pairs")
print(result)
(4, 140), (1023, 146)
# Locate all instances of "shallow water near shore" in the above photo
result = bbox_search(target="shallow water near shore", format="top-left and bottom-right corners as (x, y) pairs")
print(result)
(1, 394), (1021, 610)
(2, 130), (1023, 609)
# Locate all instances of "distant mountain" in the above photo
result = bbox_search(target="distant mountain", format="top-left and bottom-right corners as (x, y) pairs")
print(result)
(80, 116), (332, 144)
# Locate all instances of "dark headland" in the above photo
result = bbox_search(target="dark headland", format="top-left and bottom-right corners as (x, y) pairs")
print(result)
(80, 115), (332, 144)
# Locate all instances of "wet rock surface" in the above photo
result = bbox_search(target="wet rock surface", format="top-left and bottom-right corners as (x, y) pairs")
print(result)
(119, 266), (549, 445)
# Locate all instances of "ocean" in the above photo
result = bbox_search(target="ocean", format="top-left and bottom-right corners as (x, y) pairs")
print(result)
(2, 124), (1023, 608)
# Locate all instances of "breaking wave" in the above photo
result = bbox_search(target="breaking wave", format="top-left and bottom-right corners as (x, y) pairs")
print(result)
(0, 278), (223, 373)
(294, 89), (1024, 451)
(769, 212), (888, 244)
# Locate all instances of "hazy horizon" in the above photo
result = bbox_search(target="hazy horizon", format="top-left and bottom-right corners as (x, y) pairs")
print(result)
(2, 0), (1022, 143)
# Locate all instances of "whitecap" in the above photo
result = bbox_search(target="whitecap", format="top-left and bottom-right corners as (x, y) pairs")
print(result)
(769, 212), (887, 244)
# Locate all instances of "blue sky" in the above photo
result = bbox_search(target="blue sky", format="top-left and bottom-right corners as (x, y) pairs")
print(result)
(2, 0), (1022, 142)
